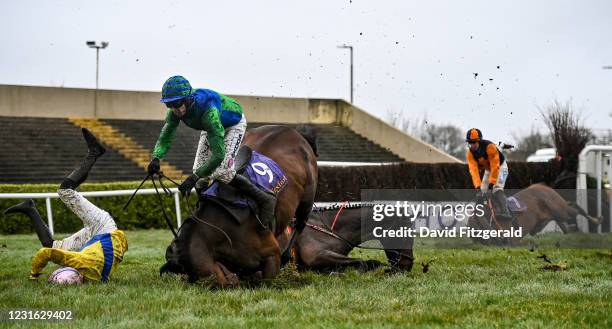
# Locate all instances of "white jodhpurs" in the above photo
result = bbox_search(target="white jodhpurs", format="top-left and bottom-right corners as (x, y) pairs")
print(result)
(480, 161), (509, 193)
(192, 115), (247, 184)
(52, 189), (117, 251)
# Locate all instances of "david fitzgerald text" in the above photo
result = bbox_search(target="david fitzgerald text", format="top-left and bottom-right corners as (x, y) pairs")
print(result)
(372, 226), (523, 240)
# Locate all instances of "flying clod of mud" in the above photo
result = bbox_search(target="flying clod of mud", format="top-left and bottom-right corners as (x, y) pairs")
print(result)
(537, 253), (568, 271)
(537, 254), (552, 263)
(541, 261), (569, 271)
(421, 260), (434, 273)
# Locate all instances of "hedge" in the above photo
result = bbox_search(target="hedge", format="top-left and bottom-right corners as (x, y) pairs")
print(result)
(315, 161), (565, 201)
(0, 161), (574, 234)
(0, 181), (197, 234)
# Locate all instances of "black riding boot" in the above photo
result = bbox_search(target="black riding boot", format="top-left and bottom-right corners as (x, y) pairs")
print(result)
(4, 199), (53, 247)
(229, 174), (277, 233)
(60, 128), (106, 190)
(493, 190), (513, 221)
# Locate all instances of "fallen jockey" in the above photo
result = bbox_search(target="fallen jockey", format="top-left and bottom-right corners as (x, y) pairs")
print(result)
(3, 128), (128, 282)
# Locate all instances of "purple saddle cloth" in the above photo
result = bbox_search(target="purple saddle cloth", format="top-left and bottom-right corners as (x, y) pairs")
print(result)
(201, 151), (288, 208)
(507, 196), (527, 212)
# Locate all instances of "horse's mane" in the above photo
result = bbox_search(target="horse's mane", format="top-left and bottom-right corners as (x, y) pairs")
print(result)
(296, 125), (318, 156)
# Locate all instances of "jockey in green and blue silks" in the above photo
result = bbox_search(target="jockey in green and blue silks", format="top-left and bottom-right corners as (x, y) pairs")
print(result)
(147, 76), (277, 232)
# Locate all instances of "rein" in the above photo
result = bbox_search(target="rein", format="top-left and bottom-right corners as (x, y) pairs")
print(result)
(330, 201), (349, 231)
(306, 223), (352, 244)
(122, 172), (177, 238)
(486, 196), (503, 230)
(485, 194), (518, 230)
(150, 173), (178, 238)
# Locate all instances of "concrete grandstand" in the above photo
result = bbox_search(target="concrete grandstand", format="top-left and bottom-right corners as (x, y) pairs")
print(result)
(0, 84), (460, 183)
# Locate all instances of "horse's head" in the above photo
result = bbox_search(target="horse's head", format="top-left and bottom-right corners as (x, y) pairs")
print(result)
(385, 249), (414, 272)
(159, 218), (198, 276)
(160, 239), (186, 276)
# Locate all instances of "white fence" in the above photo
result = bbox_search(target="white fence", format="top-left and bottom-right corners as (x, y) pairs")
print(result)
(576, 145), (612, 233)
(0, 188), (182, 235)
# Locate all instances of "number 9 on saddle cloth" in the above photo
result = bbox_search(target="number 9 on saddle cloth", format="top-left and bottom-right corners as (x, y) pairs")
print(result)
(200, 146), (289, 223)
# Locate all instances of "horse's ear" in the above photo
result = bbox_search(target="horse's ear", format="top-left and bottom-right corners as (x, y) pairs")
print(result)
(159, 262), (171, 276)
(160, 261), (184, 276)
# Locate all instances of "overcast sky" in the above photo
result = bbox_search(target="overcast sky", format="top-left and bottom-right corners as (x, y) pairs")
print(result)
(1, 0), (610, 144)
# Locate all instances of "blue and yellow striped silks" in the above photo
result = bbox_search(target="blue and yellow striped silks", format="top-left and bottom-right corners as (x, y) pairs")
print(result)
(30, 230), (128, 282)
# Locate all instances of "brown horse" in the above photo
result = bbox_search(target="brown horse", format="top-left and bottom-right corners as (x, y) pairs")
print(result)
(468, 183), (600, 244)
(279, 203), (414, 273)
(160, 125), (318, 286)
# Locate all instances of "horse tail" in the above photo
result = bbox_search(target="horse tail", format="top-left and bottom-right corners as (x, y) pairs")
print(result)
(567, 201), (602, 224)
(296, 125), (318, 156)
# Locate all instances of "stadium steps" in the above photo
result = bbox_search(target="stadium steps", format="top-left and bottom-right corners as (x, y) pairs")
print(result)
(0, 117), (146, 183)
(0, 116), (402, 183)
(101, 119), (200, 175)
(68, 118), (184, 180)
(104, 120), (402, 165)
(248, 123), (402, 162)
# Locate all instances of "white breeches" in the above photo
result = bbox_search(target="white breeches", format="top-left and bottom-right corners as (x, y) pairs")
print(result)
(480, 161), (509, 193)
(52, 189), (117, 251)
(192, 115), (247, 184)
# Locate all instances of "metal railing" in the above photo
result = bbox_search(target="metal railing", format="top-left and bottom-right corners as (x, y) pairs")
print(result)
(0, 188), (182, 235)
(576, 145), (612, 233)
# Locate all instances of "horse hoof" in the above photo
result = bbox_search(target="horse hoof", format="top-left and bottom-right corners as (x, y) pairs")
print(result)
(360, 260), (383, 272)
(280, 252), (293, 267)
(225, 273), (240, 288)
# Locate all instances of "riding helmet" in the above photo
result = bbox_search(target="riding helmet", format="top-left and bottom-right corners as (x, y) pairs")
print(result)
(160, 76), (192, 103)
(465, 128), (482, 142)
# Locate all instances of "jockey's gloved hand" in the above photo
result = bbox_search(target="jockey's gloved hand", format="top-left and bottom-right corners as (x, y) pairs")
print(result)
(475, 189), (484, 199)
(178, 174), (199, 197)
(147, 158), (161, 175)
(29, 271), (41, 280)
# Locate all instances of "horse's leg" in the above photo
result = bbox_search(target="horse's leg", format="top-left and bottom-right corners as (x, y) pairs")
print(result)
(281, 200), (313, 265)
(308, 250), (382, 272)
(186, 236), (236, 286)
(213, 262), (240, 288)
(187, 250), (215, 283)
(556, 221), (569, 234)
(261, 254), (281, 279)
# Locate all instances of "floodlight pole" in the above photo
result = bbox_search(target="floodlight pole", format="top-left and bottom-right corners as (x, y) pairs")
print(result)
(338, 44), (354, 103)
(86, 41), (109, 117)
(95, 47), (100, 90)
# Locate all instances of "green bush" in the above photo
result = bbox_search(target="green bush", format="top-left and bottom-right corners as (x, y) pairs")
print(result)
(0, 181), (198, 234)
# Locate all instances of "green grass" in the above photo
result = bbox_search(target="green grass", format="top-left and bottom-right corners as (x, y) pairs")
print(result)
(0, 231), (610, 328)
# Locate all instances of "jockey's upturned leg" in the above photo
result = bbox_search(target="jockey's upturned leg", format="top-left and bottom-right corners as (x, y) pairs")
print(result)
(59, 128), (106, 190)
(229, 174), (277, 233)
(3, 199), (53, 247)
(56, 128), (115, 251)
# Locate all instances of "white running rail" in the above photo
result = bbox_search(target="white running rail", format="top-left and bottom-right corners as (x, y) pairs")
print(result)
(0, 188), (182, 235)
